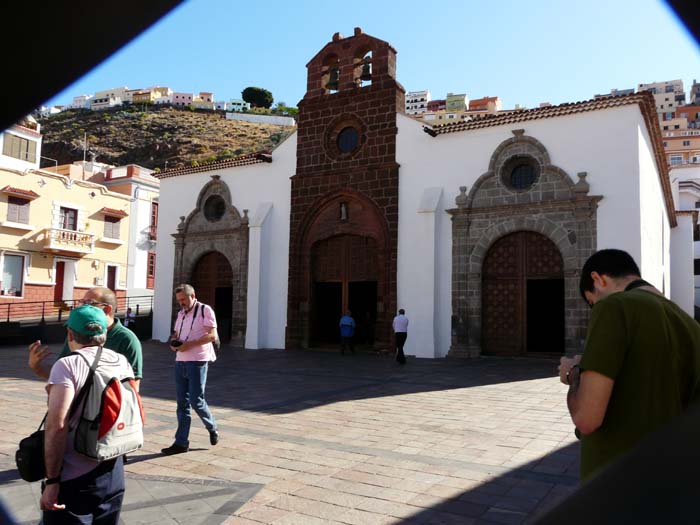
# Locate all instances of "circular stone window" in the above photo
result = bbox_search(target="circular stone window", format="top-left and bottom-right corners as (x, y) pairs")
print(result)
(203, 195), (226, 222)
(501, 157), (540, 191)
(337, 127), (360, 153)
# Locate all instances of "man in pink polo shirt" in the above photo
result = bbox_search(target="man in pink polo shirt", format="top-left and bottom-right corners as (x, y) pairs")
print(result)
(162, 283), (219, 455)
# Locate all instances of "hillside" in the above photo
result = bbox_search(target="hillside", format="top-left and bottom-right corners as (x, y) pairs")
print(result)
(37, 105), (294, 171)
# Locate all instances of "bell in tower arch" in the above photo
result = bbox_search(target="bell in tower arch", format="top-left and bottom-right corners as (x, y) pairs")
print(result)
(359, 56), (372, 82)
(326, 67), (340, 91)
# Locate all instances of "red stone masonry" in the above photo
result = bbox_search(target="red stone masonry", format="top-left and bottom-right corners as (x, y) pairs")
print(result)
(287, 28), (406, 349)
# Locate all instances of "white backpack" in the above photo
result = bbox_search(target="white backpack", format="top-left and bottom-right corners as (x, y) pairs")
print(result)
(70, 346), (145, 461)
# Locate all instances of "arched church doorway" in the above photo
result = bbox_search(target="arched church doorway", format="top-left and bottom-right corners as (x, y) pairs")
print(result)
(190, 251), (233, 343)
(310, 235), (379, 347)
(482, 231), (565, 356)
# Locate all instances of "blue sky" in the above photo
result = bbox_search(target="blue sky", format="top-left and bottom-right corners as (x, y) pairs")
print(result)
(44, 0), (700, 110)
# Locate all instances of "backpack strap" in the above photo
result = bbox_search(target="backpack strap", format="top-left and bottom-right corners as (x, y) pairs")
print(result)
(69, 346), (103, 419)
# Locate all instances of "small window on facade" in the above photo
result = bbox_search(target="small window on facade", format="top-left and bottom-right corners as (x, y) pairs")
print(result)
(337, 127), (360, 153)
(103, 216), (121, 239)
(59, 207), (78, 230)
(149, 202), (159, 239)
(2, 133), (37, 162)
(203, 195), (226, 222)
(510, 164), (537, 190)
(670, 156), (683, 165)
(340, 202), (349, 221)
(683, 140), (691, 146)
(1, 253), (24, 296)
(695, 259), (700, 275)
(147, 252), (156, 289)
(7, 196), (29, 224)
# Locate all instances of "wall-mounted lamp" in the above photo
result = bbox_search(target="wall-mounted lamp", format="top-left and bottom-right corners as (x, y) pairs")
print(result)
(89, 191), (96, 198)
(92, 260), (100, 269)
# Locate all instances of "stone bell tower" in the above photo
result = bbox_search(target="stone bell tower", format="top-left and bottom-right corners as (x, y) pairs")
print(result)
(287, 28), (405, 350)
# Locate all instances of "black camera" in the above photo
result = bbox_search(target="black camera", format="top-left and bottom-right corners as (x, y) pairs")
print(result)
(171, 340), (183, 347)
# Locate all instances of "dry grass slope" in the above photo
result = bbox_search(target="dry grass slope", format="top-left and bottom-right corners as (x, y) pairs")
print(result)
(38, 105), (294, 171)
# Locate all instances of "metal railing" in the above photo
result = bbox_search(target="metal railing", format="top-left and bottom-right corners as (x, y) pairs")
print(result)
(0, 295), (154, 324)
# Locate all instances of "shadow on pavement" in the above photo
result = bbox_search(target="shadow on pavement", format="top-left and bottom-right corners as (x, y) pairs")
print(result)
(401, 443), (579, 524)
(3, 342), (561, 416)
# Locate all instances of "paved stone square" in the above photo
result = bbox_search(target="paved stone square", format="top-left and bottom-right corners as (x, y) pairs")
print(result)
(0, 342), (579, 524)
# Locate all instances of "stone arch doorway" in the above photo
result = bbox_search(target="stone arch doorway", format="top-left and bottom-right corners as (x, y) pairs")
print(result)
(289, 190), (392, 349)
(172, 175), (249, 346)
(190, 251), (234, 343)
(310, 234), (379, 346)
(482, 231), (565, 356)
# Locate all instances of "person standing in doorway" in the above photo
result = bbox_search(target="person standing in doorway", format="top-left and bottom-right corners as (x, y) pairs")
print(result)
(393, 309), (408, 364)
(339, 310), (356, 355)
(162, 284), (219, 455)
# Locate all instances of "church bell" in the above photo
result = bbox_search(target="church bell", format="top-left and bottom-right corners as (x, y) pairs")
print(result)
(326, 68), (340, 91)
(359, 57), (372, 81)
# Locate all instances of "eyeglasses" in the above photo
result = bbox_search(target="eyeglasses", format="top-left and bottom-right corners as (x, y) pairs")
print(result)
(80, 299), (108, 307)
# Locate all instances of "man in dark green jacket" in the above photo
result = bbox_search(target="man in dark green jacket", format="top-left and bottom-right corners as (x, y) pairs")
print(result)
(559, 249), (700, 480)
(28, 287), (143, 390)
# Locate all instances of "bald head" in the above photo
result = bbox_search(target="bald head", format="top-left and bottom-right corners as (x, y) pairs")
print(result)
(82, 287), (117, 323)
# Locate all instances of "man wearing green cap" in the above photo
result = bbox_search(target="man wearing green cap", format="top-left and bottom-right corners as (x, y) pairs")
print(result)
(41, 304), (132, 524)
(28, 287), (142, 390)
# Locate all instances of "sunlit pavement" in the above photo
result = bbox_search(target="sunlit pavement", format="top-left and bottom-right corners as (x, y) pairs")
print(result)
(0, 341), (578, 524)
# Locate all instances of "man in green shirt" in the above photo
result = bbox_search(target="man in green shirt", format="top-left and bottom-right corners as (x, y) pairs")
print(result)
(28, 287), (143, 390)
(559, 249), (700, 480)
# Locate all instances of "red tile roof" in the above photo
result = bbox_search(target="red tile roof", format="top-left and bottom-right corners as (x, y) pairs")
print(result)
(423, 92), (676, 227)
(99, 207), (128, 218)
(154, 152), (273, 179)
(1, 186), (40, 199)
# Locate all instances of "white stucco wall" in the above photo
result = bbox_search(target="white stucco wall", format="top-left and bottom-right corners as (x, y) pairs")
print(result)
(396, 104), (668, 358)
(671, 214), (695, 315)
(225, 113), (296, 127)
(126, 184), (158, 294)
(637, 123), (671, 295)
(152, 134), (295, 344)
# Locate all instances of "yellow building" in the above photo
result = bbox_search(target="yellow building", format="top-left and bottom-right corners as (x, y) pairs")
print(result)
(131, 89), (156, 104)
(0, 166), (132, 313)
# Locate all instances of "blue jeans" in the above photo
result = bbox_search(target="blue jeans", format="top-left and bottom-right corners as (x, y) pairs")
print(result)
(175, 361), (217, 446)
(43, 457), (124, 524)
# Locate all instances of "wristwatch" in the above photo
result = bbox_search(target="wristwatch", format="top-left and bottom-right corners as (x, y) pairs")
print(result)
(566, 364), (581, 385)
(45, 476), (61, 485)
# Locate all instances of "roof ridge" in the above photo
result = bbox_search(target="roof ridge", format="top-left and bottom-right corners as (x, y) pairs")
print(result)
(155, 150), (272, 179)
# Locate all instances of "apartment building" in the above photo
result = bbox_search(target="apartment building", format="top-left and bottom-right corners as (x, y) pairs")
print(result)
(91, 86), (130, 110)
(91, 165), (159, 295)
(0, 116), (41, 171)
(405, 90), (431, 115)
(69, 95), (93, 110)
(1, 153), (131, 308)
(638, 79), (686, 115)
(445, 93), (468, 112)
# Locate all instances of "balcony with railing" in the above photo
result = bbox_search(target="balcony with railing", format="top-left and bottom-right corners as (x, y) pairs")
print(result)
(41, 228), (95, 255)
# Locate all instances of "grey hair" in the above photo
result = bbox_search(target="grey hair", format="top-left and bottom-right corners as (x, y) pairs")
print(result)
(69, 325), (107, 346)
(174, 283), (195, 296)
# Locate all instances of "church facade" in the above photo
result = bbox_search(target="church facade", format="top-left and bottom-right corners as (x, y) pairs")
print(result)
(152, 29), (691, 359)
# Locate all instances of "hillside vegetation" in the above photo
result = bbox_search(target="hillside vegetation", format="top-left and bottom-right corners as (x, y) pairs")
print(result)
(37, 105), (294, 171)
